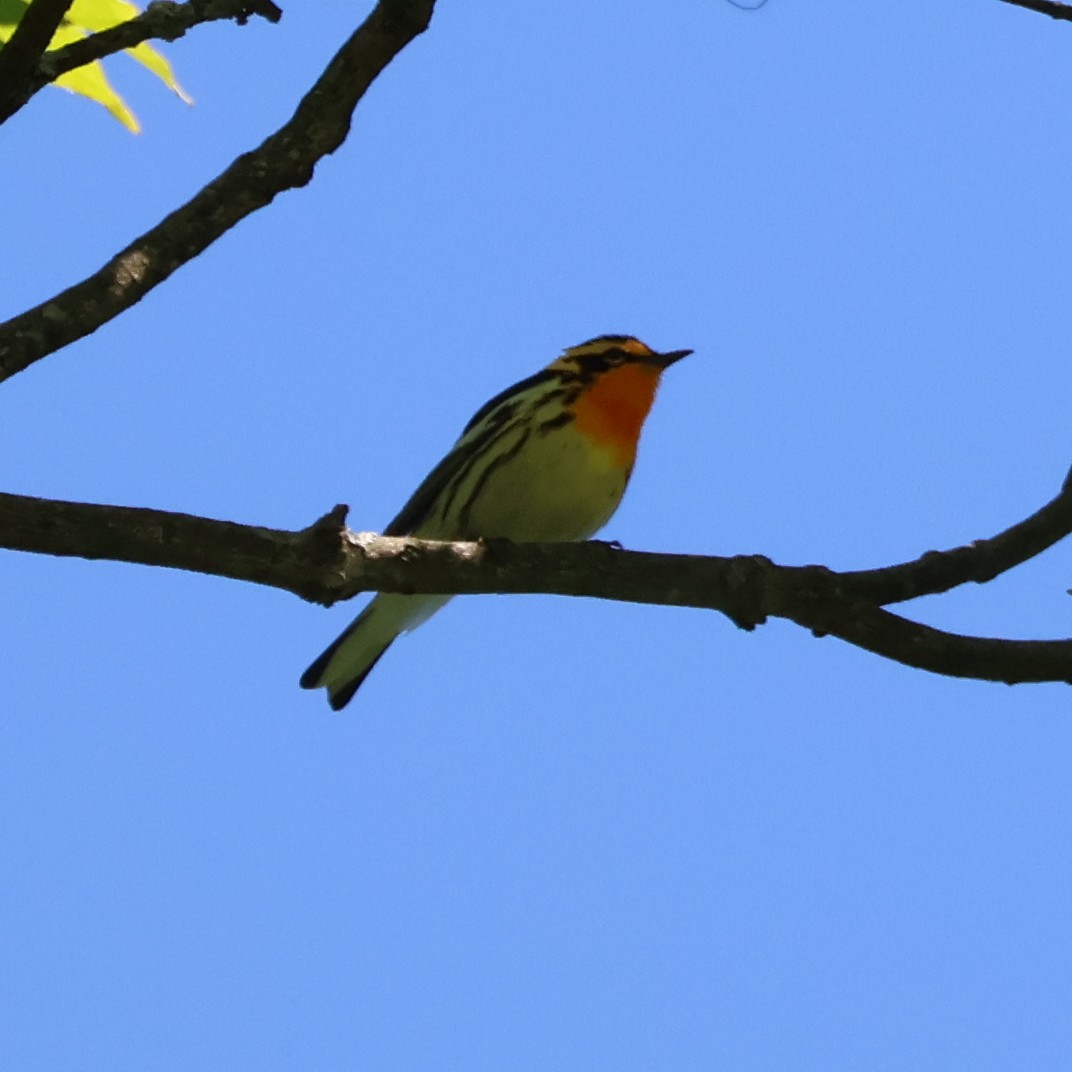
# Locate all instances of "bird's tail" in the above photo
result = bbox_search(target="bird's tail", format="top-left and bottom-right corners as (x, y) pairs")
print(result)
(300, 594), (449, 710)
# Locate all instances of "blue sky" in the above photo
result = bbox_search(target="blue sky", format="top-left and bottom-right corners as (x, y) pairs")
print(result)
(3, 0), (1072, 1068)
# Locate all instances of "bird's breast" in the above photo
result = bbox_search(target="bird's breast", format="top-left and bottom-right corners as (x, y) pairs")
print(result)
(569, 364), (662, 468)
(459, 420), (631, 541)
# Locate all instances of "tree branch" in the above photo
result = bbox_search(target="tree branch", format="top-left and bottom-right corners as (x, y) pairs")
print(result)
(835, 465), (1072, 605)
(0, 0), (436, 386)
(997, 0), (1072, 23)
(2, 470), (1071, 685)
(787, 600), (1072, 685)
(29, 0), (283, 102)
(0, 492), (348, 601)
(0, 0), (74, 122)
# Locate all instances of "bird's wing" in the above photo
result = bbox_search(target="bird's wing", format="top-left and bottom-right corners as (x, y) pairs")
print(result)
(384, 369), (555, 537)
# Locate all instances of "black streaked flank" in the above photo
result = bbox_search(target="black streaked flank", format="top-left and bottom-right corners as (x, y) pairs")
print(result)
(454, 424), (532, 535)
(535, 410), (574, 433)
(385, 418), (506, 535)
(389, 376), (574, 536)
(432, 419), (527, 532)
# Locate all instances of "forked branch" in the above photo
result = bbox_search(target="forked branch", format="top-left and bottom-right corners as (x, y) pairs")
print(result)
(35, 0), (283, 91)
(0, 0), (283, 126)
(0, 0), (436, 385)
(0, 0), (74, 122)
(3, 0), (1071, 686)
(2, 464), (1071, 684)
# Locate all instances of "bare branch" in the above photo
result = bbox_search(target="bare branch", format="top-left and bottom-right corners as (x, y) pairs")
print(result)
(0, 0), (436, 385)
(788, 600), (1072, 685)
(0, 0), (74, 121)
(997, 0), (1072, 23)
(31, 0), (283, 98)
(1, 480), (1070, 685)
(0, 491), (351, 602)
(837, 466), (1072, 605)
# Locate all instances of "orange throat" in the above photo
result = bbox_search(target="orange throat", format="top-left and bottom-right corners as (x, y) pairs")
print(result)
(570, 364), (661, 467)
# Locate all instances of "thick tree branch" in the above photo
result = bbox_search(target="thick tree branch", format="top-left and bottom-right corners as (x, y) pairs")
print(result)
(2, 470), (1071, 685)
(0, 492), (349, 601)
(0, 0), (435, 385)
(0, 0), (74, 122)
(997, 0), (1072, 23)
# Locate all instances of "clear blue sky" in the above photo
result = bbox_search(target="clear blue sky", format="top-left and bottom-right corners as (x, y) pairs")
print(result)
(3, 1), (1072, 1067)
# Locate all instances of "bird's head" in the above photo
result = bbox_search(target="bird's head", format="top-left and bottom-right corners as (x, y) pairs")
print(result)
(549, 335), (693, 465)
(551, 334), (693, 376)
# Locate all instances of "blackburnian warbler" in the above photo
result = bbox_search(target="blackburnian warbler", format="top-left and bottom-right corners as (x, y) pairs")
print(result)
(300, 334), (692, 708)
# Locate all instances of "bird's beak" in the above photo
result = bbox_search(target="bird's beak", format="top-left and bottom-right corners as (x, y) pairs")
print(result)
(651, 348), (693, 370)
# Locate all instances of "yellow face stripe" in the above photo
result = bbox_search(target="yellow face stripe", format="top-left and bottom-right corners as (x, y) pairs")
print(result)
(610, 337), (655, 358)
(546, 335), (655, 373)
(569, 335), (653, 358)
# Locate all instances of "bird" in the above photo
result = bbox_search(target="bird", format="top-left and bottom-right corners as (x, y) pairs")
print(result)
(300, 334), (692, 709)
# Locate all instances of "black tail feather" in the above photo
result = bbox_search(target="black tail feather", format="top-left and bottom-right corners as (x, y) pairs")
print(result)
(299, 605), (374, 691)
(300, 603), (395, 709)
(327, 646), (392, 710)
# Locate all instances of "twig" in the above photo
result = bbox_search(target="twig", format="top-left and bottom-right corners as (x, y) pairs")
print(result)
(996, 0), (1072, 23)
(837, 466), (1072, 605)
(34, 0), (282, 93)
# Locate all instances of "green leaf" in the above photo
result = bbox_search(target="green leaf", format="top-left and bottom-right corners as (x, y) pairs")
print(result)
(65, 0), (140, 31)
(0, 0), (35, 37)
(0, 0), (30, 30)
(0, 0), (191, 131)
(51, 23), (141, 132)
(124, 39), (192, 106)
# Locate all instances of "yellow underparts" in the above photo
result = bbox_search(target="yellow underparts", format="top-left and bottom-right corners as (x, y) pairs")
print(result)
(570, 364), (662, 467)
